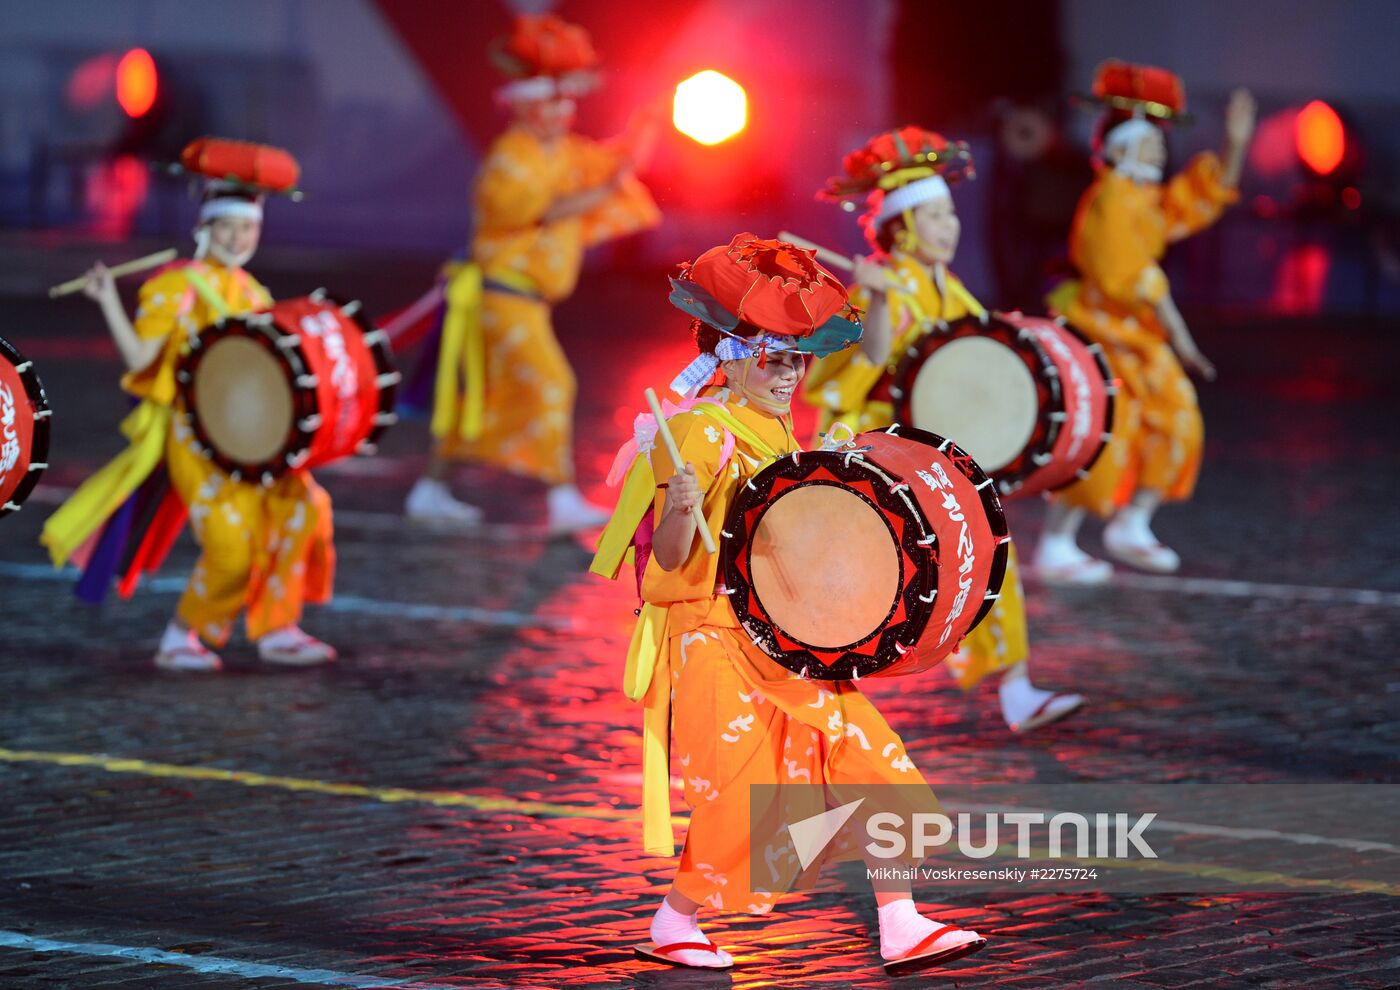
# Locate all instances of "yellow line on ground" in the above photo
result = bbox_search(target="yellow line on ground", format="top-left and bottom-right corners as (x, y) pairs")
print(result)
(0, 746), (685, 826)
(4, 746), (1395, 897)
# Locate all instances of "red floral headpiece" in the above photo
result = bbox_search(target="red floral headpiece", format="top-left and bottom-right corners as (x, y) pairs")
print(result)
(1085, 59), (1188, 122)
(493, 14), (599, 80)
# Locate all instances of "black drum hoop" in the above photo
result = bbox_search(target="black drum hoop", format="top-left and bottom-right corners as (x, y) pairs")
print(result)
(0, 335), (52, 517)
(175, 292), (397, 485)
(890, 314), (1066, 499)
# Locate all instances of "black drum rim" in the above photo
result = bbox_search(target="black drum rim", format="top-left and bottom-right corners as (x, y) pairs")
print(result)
(176, 310), (319, 484)
(721, 448), (939, 680)
(0, 334), (52, 517)
(890, 314), (1065, 498)
(174, 292), (398, 484)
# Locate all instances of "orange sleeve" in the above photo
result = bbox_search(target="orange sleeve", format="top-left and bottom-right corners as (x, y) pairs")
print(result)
(648, 408), (722, 496)
(643, 410), (727, 598)
(131, 269), (190, 341)
(567, 135), (661, 248)
(473, 131), (552, 233)
(1161, 151), (1239, 243)
(1072, 179), (1169, 307)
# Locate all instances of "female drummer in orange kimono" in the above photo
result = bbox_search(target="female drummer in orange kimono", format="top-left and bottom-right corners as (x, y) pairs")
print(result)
(404, 13), (662, 533)
(592, 234), (986, 972)
(1033, 61), (1256, 580)
(805, 128), (1082, 732)
(41, 143), (336, 673)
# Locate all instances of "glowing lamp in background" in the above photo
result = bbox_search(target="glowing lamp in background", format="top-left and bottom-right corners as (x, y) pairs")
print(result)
(116, 48), (157, 118)
(1295, 100), (1343, 175)
(673, 70), (746, 145)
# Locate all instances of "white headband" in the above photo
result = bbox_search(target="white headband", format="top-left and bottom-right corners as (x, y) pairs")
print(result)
(495, 70), (595, 105)
(198, 198), (263, 225)
(669, 332), (800, 396)
(875, 174), (951, 226)
(496, 76), (557, 102)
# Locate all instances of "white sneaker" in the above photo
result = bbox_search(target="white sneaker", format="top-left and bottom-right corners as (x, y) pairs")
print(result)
(1103, 511), (1181, 573)
(546, 484), (610, 535)
(258, 626), (337, 666)
(154, 624), (223, 673)
(405, 477), (482, 527)
(1033, 533), (1114, 586)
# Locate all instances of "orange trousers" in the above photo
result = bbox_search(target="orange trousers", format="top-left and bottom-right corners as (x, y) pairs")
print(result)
(666, 599), (937, 912)
(166, 416), (334, 645)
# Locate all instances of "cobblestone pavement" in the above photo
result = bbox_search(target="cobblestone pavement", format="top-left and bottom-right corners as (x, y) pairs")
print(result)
(1, 255), (1398, 988)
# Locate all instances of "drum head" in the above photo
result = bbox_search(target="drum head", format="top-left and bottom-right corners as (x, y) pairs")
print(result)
(909, 336), (1038, 473)
(192, 336), (294, 467)
(750, 484), (900, 649)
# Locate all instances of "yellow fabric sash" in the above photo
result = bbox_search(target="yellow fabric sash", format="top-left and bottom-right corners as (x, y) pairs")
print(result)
(590, 400), (789, 856)
(39, 264), (244, 568)
(181, 265), (245, 317)
(40, 401), (172, 567)
(431, 262), (482, 441)
(894, 266), (986, 327)
(432, 264), (539, 442)
(634, 600), (674, 854)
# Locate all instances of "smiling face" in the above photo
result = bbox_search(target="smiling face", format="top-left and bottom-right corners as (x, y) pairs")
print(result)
(515, 95), (577, 139)
(205, 215), (261, 266)
(722, 347), (806, 416)
(908, 196), (960, 266)
(1106, 124), (1167, 176)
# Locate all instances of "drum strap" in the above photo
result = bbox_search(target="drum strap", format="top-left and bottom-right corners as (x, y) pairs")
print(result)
(896, 272), (986, 327)
(181, 265), (268, 319)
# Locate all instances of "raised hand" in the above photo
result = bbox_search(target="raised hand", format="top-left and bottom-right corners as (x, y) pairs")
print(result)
(1225, 88), (1257, 147)
(81, 262), (118, 305)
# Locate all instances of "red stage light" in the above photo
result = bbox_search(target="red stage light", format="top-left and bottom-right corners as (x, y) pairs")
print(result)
(1295, 100), (1344, 176)
(116, 48), (157, 118)
(673, 70), (746, 145)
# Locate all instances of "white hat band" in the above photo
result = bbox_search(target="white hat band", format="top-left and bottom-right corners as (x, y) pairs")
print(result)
(875, 174), (951, 226)
(198, 199), (263, 225)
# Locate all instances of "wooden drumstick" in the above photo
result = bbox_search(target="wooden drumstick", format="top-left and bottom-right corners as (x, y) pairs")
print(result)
(48, 248), (179, 299)
(645, 387), (717, 556)
(779, 231), (905, 292)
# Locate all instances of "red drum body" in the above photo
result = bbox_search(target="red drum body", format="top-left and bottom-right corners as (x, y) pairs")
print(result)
(0, 335), (51, 517)
(177, 294), (399, 484)
(721, 425), (1009, 680)
(891, 312), (1114, 499)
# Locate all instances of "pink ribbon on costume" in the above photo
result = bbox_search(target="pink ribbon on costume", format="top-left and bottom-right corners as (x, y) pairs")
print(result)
(604, 395), (735, 487)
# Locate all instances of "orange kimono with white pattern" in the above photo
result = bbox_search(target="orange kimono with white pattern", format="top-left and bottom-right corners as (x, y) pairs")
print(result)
(638, 396), (937, 912)
(436, 127), (661, 483)
(1051, 153), (1238, 516)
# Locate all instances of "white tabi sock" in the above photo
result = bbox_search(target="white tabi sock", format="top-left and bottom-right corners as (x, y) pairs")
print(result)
(878, 898), (982, 961)
(649, 899), (732, 968)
